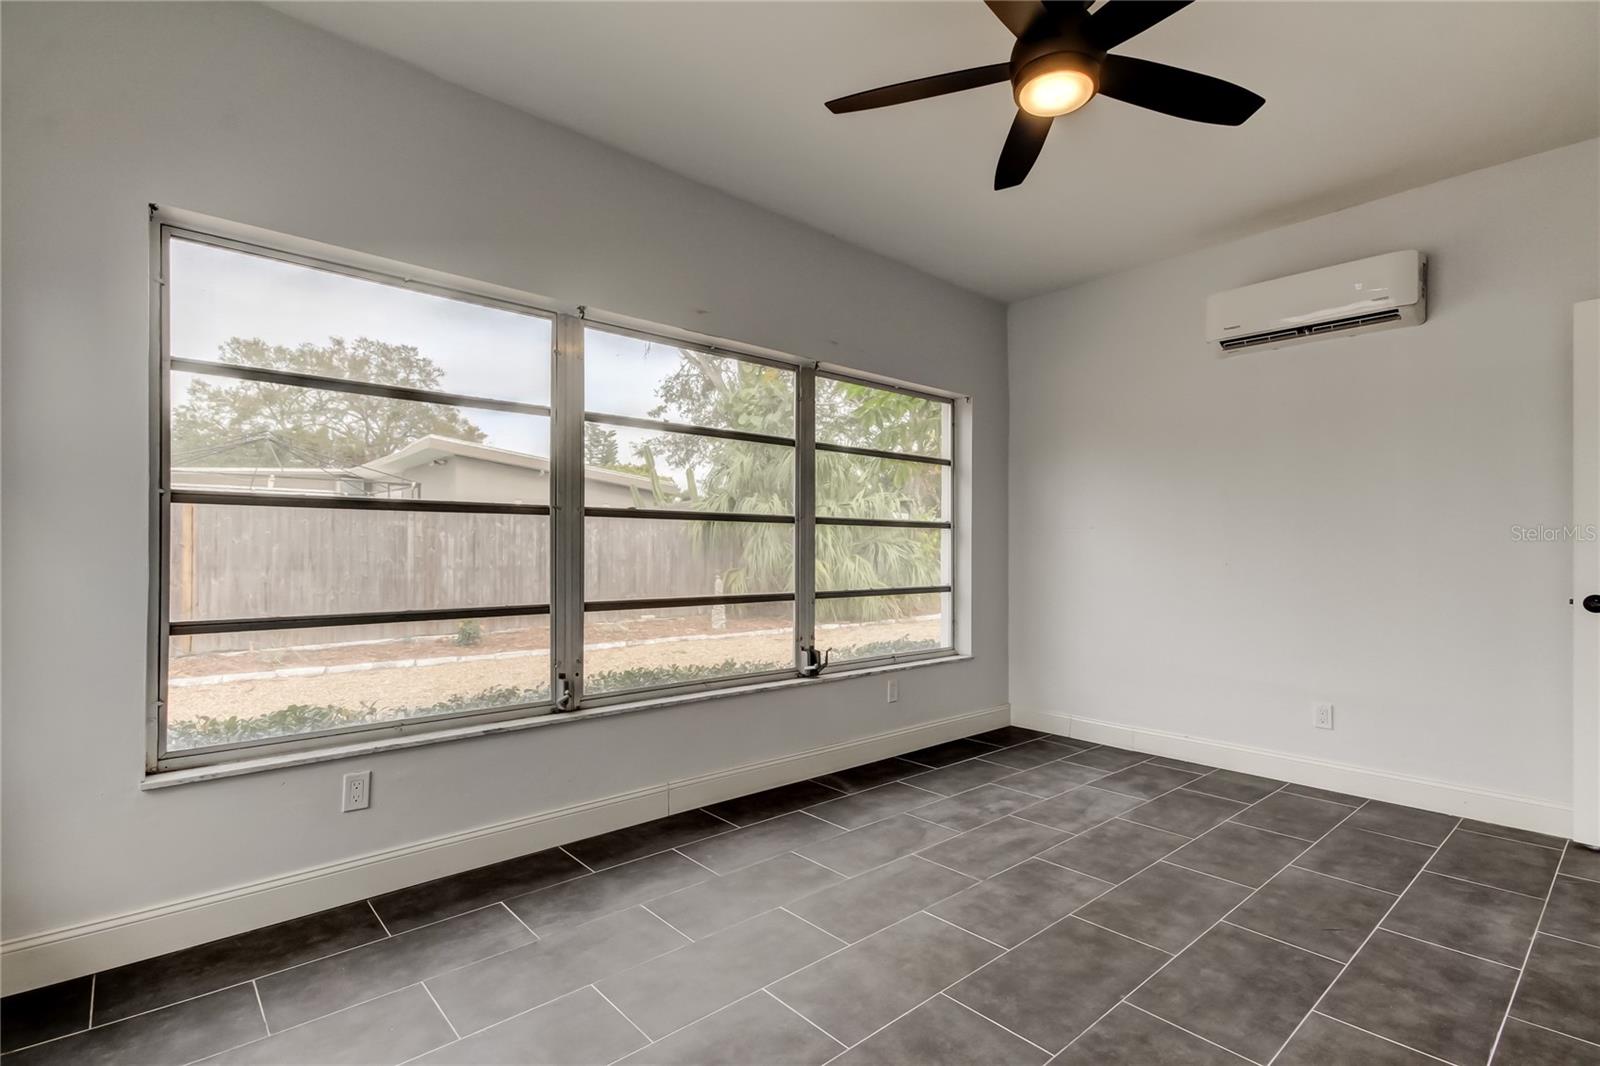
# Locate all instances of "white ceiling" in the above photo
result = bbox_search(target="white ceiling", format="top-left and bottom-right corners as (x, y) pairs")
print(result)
(279, 1), (1599, 301)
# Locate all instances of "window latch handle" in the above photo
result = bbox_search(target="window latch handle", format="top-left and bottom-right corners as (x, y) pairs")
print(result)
(800, 646), (831, 678)
(554, 673), (578, 711)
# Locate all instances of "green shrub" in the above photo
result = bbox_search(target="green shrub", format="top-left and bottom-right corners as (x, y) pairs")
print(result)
(169, 644), (943, 749)
(455, 619), (483, 647)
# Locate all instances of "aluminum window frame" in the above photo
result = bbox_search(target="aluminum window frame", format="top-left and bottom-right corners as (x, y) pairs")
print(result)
(575, 321), (802, 705)
(150, 219), (561, 772)
(148, 214), (966, 773)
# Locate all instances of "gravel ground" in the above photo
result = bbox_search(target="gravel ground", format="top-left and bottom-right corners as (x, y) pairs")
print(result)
(166, 617), (943, 722)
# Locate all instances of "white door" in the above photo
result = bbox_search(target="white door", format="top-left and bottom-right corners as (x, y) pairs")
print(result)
(1573, 299), (1600, 848)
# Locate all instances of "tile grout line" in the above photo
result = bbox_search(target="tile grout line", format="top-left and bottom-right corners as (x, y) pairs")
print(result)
(251, 979), (270, 1036)
(763, 988), (848, 1050)
(1263, 818), (1462, 1065)
(938, 990), (1054, 1056)
(559, 844), (596, 873)
(1071, 916), (1175, 957)
(1420, 867), (1549, 901)
(1286, 863), (1399, 896)
(778, 906), (850, 946)
(86, 972), (96, 1029)
(1533, 928), (1600, 951)
(637, 903), (696, 944)
(1454, 826), (1565, 852)
(1054, 789), (1366, 1062)
(1349, 825), (1452, 849)
(1308, 1010), (1460, 1066)
(500, 900), (538, 938)
(367, 898), (393, 937)
(1376, 926), (1521, 970)
(672, 846), (719, 874)
(1485, 839), (1567, 1063)
(1218, 920), (1346, 966)
(419, 980), (460, 1041)
(1157, 858), (1256, 892)
(590, 982), (652, 1044)
(920, 909), (1011, 952)
(1506, 1015), (1600, 1051)
(1123, 1001), (1269, 1066)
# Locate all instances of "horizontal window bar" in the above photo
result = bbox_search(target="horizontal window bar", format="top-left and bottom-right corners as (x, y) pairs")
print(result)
(818, 369), (956, 406)
(583, 318), (800, 373)
(814, 585), (952, 600)
(169, 490), (551, 516)
(169, 603), (551, 637)
(169, 357), (553, 418)
(815, 516), (950, 530)
(584, 506), (793, 524)
(585, 411), (795, 449)
(583, 592), (795, 613)
(814, 440), (951, 467)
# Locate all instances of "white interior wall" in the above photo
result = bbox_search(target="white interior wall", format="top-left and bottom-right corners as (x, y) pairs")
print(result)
(0, 1), (1007, 964)
(1009, 140), (1600, 825)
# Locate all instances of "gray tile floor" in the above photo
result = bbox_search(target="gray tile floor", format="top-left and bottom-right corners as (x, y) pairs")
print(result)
(4, 727), (1598, 1065)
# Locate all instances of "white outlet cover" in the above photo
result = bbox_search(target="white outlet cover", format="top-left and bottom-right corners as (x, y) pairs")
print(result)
(342, 770), (372, 812)
(1313, 703), (1335, 730)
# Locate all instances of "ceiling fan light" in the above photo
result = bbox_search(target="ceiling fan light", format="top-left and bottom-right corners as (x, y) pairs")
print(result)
(1013, 52), (1100, 118)
(1018, 69), (1096, 116)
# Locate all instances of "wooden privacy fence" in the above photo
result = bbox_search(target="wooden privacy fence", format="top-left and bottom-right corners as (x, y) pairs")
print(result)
(170, 503), (768, 655)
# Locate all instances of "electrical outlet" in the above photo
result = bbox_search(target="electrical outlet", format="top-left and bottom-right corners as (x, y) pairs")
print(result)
(886, 678), (899, 704)
(1313, 703), (1335, 730)
(342, 770), (372, 812)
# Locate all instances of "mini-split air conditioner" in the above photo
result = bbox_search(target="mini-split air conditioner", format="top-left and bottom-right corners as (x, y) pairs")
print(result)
(1205, 250), (1427, 354)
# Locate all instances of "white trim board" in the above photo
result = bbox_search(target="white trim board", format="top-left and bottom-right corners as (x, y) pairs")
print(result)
(1, 704), (1006, 996)
(1013, 710), (1571, 839)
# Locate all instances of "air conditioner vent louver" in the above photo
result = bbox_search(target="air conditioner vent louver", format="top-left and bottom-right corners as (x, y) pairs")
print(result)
(1218, 309), (1404, 352)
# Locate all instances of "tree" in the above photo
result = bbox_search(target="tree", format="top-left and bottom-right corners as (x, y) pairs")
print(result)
(584, 423), (621, 467)
(171, 337), (486, 469)
(644, 350), (945, 622)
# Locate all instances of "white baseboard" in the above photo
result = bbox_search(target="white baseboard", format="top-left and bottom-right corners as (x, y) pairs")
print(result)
(1014, 710), (1571, 840)
(1, 705), (1007, 996)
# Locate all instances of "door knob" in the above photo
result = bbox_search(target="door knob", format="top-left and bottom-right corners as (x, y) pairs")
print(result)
(1584, 595), (1600, 613)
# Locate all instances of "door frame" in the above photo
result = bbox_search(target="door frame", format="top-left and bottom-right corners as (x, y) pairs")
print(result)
(1572, 298), (1600, 847)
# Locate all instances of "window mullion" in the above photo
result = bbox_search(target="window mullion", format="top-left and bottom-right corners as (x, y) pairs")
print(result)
(795, 365), (817, 673)
(551, 314), (587, 709)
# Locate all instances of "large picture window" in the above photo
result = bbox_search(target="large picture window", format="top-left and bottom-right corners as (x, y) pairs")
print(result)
(151, 221), (960, 769)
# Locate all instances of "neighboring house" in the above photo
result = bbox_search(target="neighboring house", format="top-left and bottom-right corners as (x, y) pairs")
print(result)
(171, 434), (673, 507)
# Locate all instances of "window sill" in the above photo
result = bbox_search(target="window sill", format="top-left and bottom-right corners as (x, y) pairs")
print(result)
(140, 653), (973, 790)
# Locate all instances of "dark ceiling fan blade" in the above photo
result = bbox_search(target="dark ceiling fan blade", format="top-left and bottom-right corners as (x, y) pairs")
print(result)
(984, 1), (1049, 37)
(1084, 1), (1192, 50)
(994, 110), (1054, 189)
(1098, 55), (1265, 125)
(826, 63), (1010, 114)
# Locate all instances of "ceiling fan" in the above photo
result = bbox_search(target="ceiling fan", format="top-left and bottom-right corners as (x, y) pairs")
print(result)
(824, 1), (1264, 190)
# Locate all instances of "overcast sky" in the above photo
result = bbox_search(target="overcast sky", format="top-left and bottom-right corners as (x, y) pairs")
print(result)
(168, 238), (738, 470)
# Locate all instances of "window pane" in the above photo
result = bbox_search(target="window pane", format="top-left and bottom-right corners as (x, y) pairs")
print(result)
(816, 526), (945, 592)
(165, 615), (550, 751)
(584, 605), (792, 696)
(170, 238), (550, 405)
(584, 326), (794, 437)
(816, 377), (946, 458)
(170, 504), (548, 621)
(817, 451), (945, 522)
(819, 593), (950, 663)
(170, 371), (551, 504)
(586, 517), (793, 601)
(585, 422), (794, 515)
